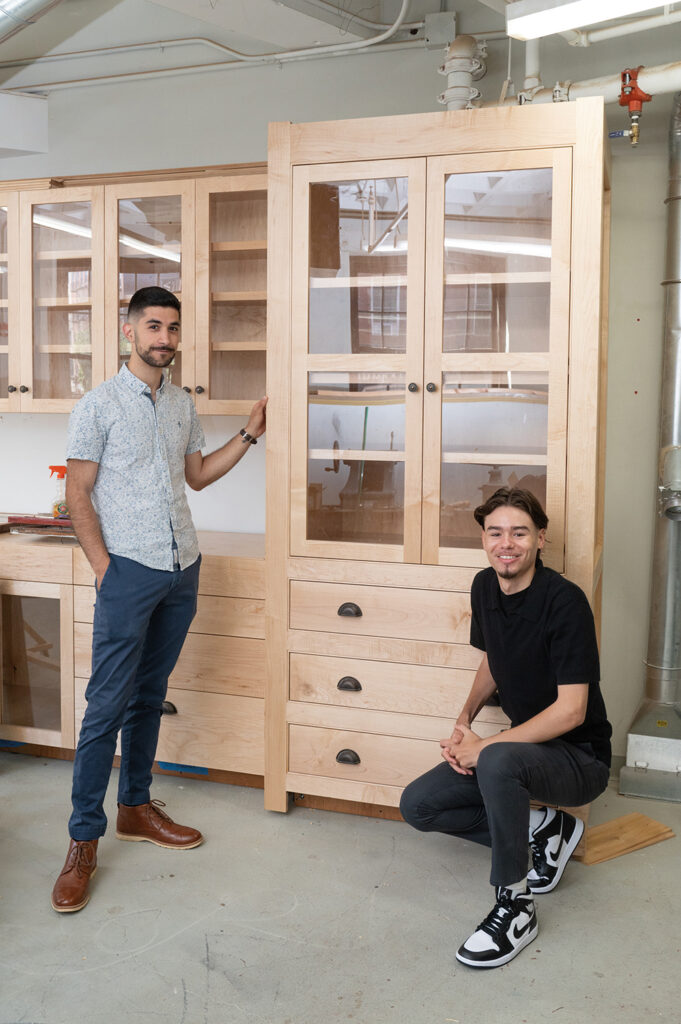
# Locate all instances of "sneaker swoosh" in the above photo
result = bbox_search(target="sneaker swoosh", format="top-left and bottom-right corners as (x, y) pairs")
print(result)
(512, 918), (533, 941)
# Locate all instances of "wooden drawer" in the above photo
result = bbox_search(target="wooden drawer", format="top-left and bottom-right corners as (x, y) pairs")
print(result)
(156, 689), (264, 774)
(289, 724), (439, 789)
(0, 534), (74, 584)
(73, 586), (264, 638)
(74, 678), (263, 773)
(289, 652), (507, 726)
(74, 622), (265, 698)
(289, 580), (471, 644)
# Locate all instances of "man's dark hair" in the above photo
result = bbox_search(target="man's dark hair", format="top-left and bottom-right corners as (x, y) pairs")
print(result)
(474, 487), (549, 531)
(127, 286), (180, 321)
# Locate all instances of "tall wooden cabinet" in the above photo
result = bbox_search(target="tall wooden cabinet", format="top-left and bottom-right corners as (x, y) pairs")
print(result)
(265, 100), (610, 812)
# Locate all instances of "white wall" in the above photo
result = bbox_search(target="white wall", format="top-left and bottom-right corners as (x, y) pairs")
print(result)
(1, 28), (679, 759)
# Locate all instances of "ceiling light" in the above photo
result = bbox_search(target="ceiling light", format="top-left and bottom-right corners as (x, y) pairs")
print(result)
(506, 0), (665, 41)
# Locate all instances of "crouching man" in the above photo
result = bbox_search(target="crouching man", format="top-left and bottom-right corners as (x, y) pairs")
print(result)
(400, 488), (611, 968)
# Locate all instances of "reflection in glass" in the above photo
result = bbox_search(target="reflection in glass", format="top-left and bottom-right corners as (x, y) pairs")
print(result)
(308, 373), (405, 452)
(307, 459), (404, 545)
(1, 594), (61, 730)
(32, 202), (93, 399)
(208, 190), (267, 401)
(118, 196), (182, 385)
(308, 177), (408, 355)
(440, 463), (547, 549)
(443, 168), (552, 353)
(0, 206), (7, 394)
(442, 372), (548, 455)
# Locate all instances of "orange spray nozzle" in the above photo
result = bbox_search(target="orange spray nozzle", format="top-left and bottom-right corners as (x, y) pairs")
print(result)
(49, 465), (68, 478)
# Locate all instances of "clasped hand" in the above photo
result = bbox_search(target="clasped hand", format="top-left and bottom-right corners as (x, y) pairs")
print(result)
(440, 723), (485, 775)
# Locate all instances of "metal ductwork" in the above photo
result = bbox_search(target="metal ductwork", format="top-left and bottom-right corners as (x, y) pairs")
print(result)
(0, 0), (62, 46)
(620, 92), (681, 802)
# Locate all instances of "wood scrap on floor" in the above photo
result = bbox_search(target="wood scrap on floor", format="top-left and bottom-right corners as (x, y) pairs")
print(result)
(583, 812), (675, 865)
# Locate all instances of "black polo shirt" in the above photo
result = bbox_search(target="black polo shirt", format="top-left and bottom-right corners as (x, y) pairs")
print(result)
(470, 561), (612, 768)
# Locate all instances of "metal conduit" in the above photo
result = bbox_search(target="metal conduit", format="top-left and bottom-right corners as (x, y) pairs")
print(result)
(0, 0), (62, 45)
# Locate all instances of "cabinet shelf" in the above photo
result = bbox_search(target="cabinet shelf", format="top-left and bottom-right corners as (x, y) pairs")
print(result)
(34, 250), (92, 261)
(0, 343), (8, 354)
(212, 290), (267, 303)
(0, 299), (7, 309)
(309, 448), (405, 462)
(444, 272), (551, 286)
(310, 390), (404, 406)
(441, 451), (546, 465)
(211, 340), (267, 352)
(212, 240), (267, 254)
(310, 275), (406, 289)
(37, 345), (92, 355)
(35, 298), (92, 308)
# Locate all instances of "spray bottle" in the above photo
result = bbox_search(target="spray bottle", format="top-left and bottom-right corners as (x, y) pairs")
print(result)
(49, 465), (68, 518)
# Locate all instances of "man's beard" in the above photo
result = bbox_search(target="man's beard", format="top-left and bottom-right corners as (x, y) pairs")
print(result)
(137, 346), (175, 368)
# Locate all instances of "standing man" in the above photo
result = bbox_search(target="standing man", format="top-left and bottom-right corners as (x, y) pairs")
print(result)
(400, 488), (611, 968)
(51, 286), (267, 913)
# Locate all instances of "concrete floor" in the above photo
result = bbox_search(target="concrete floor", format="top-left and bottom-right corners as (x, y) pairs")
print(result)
(0, 752), (679, 1024)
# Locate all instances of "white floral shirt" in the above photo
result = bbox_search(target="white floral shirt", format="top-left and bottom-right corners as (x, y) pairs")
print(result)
(66, 363), (205, 571)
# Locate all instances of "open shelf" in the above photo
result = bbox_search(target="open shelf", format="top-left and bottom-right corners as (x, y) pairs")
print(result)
(211, 340), (267, 352)
(212, 240), (267, 254)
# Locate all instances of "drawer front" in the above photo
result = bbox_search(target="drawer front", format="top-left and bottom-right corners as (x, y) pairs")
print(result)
(74, 622), (265, 698)
(74, 678), (263, 773)
(156, 689), (264, 774)
(291, 652), (481, 719)
(73, 587), (264, 638)
(289, 581), (471, 644)
(289, 724), (440, 788)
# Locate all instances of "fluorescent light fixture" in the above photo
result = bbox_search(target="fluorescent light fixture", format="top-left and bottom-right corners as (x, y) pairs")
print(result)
(445, 237), (552, 258)
(32, 212), (181, 262)
(506, 0), (665, 40)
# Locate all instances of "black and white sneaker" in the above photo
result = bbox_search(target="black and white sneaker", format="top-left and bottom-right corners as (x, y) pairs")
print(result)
(528, 807), (585, 894)
(456, 887), (538, 969)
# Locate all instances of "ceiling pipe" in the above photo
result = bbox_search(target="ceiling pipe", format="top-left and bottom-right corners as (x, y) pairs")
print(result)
(0, 0), (62, 46)
(489, 59), (681, 106)
(438, 33), (487, 111)
(569, 9), (681, 46)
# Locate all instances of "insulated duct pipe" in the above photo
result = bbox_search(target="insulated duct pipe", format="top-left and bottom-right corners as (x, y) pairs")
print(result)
(645, 92), (681, 705)
(0, 0), (62, 46)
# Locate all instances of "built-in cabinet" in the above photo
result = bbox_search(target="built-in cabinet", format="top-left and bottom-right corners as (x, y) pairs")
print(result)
(265, 100), (610, 812)
(1, 167), (267, 413)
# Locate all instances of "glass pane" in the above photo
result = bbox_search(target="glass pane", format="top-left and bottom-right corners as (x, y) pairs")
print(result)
(32, 202), (93, 399)
(1, 594), (61, 731)
(118, 196), (183, 386)
(308, 177), (409, 354)
(442, 371), (548, 456)
(308, 459), (404, 545)
(443, 168), (552, 353)
(208, 190), (267, 400)
(440, 463), (547, 549)
(0, 206), (8, 394)
(308, 372), (405, 451)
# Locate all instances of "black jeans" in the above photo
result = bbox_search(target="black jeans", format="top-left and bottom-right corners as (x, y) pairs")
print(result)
(399, 740), (609, 887)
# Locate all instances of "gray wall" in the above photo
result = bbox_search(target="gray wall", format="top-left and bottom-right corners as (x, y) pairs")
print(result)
(0, 28), (677, 760)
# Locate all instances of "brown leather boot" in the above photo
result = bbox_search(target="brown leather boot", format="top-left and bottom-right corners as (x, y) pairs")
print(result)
(116, 800), (203, 849)
(51, 839), (98, 913)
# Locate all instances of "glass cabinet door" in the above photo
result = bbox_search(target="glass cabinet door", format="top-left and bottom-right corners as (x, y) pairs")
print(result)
(422, 150), (571, 569)
(19, 188), (104, 411)
(0, 193), (20, 412)
(0, 581), (74, 748)
(291, 160), (426, 561)
(105, 181), (194, 391)
(195, 174), (267, 414)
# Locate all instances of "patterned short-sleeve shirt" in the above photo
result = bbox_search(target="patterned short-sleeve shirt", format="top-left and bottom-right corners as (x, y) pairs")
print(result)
(66, 363), (205, 571)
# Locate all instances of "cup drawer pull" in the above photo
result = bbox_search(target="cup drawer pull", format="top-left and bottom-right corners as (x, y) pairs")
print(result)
(161, 701), (178, 715)
(337, 602), (362, 617)
(337, 676), (362, 692)
(336, 748), (361, 765)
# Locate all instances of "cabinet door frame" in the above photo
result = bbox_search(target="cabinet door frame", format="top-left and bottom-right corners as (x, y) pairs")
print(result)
(19, 186), (105, 413)
(195, 172), (268, 415)
(290, 157), (427, 563)
(104, 179), (196, 390)
(0, 579), (75, 748)
(422, 147), (572, 572)
(0, 190), (20, 412)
